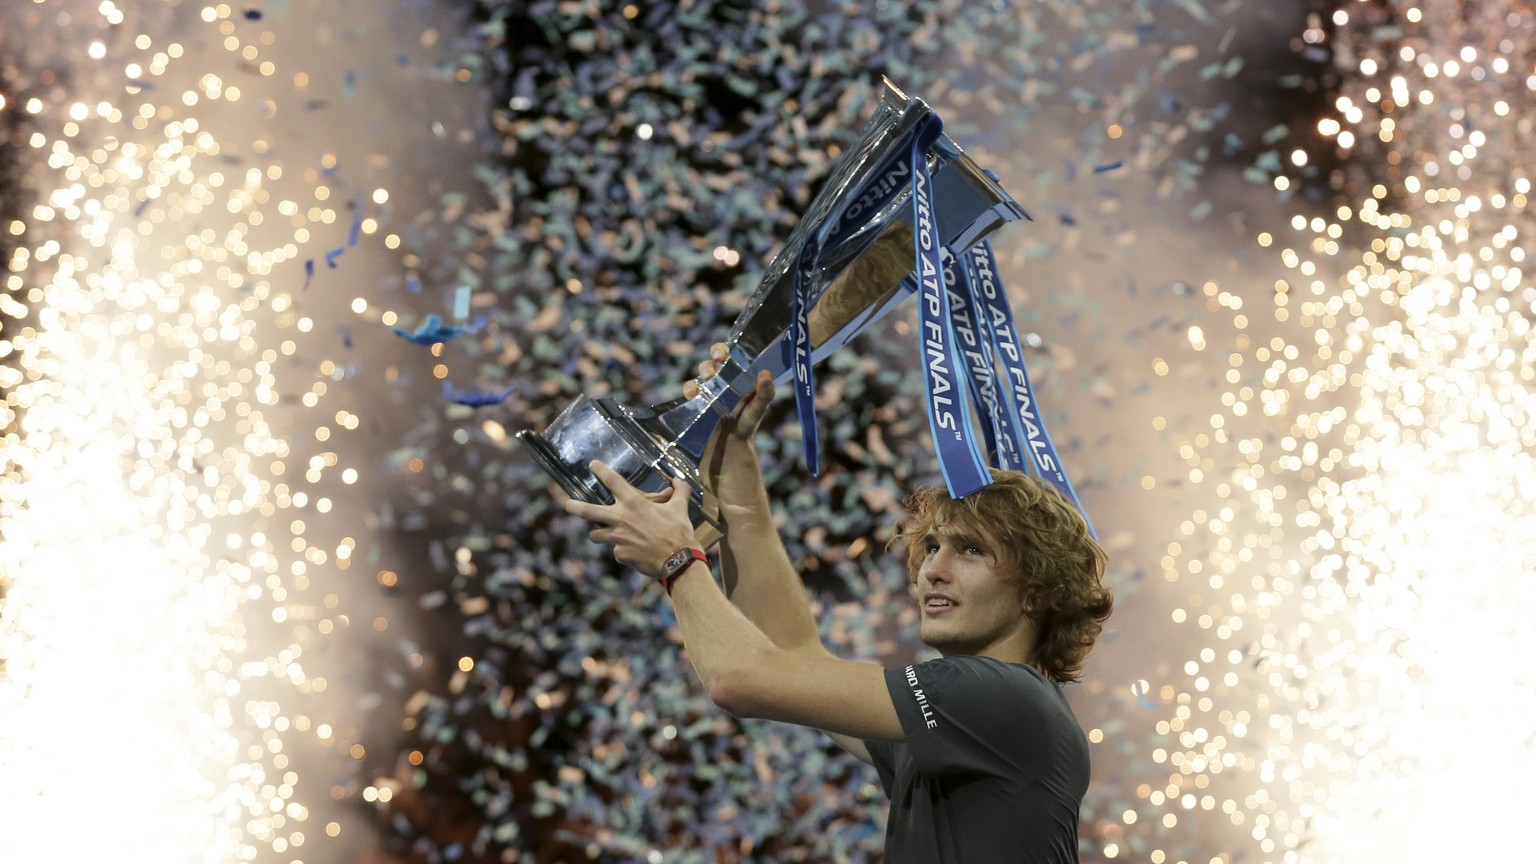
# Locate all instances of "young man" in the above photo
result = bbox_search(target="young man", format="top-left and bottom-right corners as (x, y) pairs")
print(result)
(564, 359), (1112, 863)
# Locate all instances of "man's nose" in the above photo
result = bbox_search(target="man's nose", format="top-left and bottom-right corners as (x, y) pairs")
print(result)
(920, 550), (952, 583)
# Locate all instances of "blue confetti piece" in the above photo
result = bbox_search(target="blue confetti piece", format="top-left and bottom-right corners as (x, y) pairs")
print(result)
(1092, 161), (1123, 174)
(444, 381), (517, 407)
(1058, 211), (1077, 227)
(453, 285), (471, 321)
(325, 247), (345, 268)
(242, 8), (262, 20)
(302, 259), (315, 290)
(337, 325), (353, 349)
(1134, 686), (1156, 709)
(406, 276), (423, 294)
(392, 314), (480, 346)
(347, 210), (362, 246)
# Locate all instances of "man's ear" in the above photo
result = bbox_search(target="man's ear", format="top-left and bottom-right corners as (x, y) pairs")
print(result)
(1017, 582), (1039, 616)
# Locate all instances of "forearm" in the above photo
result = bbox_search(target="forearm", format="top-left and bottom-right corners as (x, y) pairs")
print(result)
(566, 459), (898, 741)
(667, 559), (778, 707)
(669, 561), (905, 741)
(713, 472), (825, 656)
(690, 367), (828, 657)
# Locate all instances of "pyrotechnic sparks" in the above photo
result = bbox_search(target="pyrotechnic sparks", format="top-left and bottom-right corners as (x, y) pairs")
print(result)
(0, 2), (473, 861)
(1151, 4), (1536, 862)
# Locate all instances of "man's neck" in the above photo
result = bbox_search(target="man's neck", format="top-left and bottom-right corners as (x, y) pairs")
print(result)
(939, 630), (1036, 668)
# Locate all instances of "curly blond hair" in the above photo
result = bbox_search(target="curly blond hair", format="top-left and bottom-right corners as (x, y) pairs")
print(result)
(896, 469), (1112, 683)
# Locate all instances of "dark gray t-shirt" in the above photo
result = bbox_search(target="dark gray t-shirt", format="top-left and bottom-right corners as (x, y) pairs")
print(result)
(863, 656), (1089, 863)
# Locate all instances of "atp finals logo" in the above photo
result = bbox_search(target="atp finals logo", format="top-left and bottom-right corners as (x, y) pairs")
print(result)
(915, 167), (961, 440)
(969, 250), (1063, 481)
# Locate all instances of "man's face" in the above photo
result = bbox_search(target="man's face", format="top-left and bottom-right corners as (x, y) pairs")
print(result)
(912, 524), (1034, 662)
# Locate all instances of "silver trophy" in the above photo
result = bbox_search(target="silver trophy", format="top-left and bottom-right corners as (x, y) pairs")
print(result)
(517, 79), (1028, 527)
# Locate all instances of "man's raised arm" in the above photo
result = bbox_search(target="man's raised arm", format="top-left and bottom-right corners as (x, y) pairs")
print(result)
(692, 367), (824, 655)
(567, 462), (902, 752)
(687, 359), (875, 762)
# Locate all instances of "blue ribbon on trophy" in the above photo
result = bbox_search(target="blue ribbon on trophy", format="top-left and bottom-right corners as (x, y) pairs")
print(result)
(781, 117), (1096, 535)
(786, 233), (821, 475)
(783, 117), (944, 478)
(962, 240), (1095, 536)
(906, 114), (992, 499)
(945, 247), (1015, 472)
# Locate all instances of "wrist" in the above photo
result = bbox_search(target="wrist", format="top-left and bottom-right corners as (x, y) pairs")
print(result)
(665, 558), (710, 595)
(658, 546), (708, 594)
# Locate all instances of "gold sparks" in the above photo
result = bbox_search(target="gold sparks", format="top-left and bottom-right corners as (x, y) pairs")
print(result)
(1150, 5), (1536, 862)
(0, 3), (433, 862)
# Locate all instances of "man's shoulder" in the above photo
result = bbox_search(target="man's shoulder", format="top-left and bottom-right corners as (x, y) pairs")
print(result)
(911, 655), (1076, 717)
(912, 654), (1054, 688)
(886, 655), (1087, 784)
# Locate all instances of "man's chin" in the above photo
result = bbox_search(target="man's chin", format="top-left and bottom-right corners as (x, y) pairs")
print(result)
(918, 626), (965, 656)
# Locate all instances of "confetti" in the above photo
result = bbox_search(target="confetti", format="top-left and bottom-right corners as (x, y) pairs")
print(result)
(391, 314), (479, 346)
(443, 382), (517, 407)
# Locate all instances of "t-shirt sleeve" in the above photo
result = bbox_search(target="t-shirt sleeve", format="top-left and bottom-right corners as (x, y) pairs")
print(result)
(881, 656), (1043, 776)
